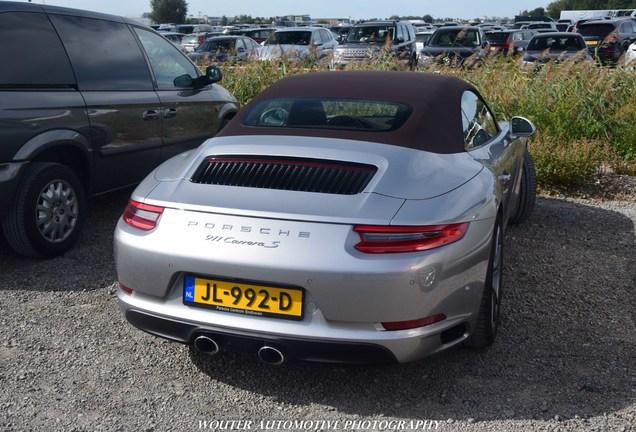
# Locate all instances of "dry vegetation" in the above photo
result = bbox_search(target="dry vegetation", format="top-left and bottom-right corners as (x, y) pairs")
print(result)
(196, 52), (636, 192)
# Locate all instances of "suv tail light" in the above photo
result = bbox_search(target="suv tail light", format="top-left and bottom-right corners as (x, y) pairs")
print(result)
(122, 200), (164, 231)
(354, 223), (468, 253)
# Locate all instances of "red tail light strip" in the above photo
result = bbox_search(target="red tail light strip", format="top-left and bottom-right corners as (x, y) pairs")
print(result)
(354, 223), (469, 253)
(122, 200), (164, 231)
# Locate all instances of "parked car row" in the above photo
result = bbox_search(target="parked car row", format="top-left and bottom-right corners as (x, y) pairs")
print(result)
(157, 15), (636, 71)
(185, 21), (419, 68)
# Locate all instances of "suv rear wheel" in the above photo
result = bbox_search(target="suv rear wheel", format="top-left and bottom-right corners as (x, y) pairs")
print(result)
(1, 162), (85, 257)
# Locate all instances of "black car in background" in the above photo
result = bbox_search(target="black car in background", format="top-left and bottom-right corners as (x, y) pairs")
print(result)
(577, 18), (636, 64)
(522, 32), (592, 67)
(485, 29), (536, 55)
(0, 1), (239, 257)
(189, 36), (260, 62)
(419, 26), (489, 66)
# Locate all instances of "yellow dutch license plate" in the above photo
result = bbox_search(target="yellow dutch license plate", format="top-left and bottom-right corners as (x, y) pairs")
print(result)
(585, 40), (597, 46)
(183, 275), (303, 320)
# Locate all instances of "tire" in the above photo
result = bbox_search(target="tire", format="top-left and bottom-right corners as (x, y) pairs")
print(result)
(1, 162), (85, 258)
(509, 149), (536, 225)
(465, 217), (503, 349)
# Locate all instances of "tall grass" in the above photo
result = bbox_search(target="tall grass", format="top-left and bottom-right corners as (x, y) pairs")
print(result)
(198, 53), (636, 186)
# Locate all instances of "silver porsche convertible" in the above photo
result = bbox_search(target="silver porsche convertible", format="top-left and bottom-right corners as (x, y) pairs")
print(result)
(114, 71), (537, 365)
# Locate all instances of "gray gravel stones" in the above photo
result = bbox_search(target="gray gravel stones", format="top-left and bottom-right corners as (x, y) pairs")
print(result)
(0, 189), (634, 431)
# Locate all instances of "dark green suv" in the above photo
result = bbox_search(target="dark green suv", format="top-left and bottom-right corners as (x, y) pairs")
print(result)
(0, 2), (239, 257)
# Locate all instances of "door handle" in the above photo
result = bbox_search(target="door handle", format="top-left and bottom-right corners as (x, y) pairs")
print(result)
(142, 110), (160, 121)
(163, 107), (177, 119)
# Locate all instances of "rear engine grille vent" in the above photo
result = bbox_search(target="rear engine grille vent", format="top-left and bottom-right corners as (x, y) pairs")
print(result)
(190, 156), (377, 195)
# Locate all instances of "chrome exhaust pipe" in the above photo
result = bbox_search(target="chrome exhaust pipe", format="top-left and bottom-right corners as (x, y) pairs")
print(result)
(193, 335), (219, 355)
(257, 346), (285, 365)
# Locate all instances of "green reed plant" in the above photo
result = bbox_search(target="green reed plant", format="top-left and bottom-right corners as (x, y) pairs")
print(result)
(205, 51), (635, 186)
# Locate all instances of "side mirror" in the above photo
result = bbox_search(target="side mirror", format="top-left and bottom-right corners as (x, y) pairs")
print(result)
(510, 116), (536, 138)
(174, 65), (222, 89)
(173, 74), (194, 88)
(205, 65), (222, 84)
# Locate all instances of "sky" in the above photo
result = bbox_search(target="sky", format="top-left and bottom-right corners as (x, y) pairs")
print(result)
(19, 0), (550, 21)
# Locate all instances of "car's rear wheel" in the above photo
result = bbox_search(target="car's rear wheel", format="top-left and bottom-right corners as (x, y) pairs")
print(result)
(1, 162), (85, 258)
(465, 217), (503, 349)
(509, 149), (536, 225)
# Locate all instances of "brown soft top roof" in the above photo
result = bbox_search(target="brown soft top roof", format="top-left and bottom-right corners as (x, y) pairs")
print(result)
(218, 71), (482, 154)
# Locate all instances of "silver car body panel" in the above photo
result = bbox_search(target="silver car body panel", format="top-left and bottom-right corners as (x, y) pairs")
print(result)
(113, 132), (514, 363)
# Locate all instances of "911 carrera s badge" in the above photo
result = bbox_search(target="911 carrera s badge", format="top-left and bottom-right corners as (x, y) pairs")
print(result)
(204, 235), (280, 249)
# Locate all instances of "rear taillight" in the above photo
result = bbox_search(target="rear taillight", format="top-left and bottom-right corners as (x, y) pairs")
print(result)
(122, 200), (164, 231)
(354, 223), (468, 253)
(118, 283), (134, 295)
(382, 314), (446, 330)
(199, 35), (205, 44)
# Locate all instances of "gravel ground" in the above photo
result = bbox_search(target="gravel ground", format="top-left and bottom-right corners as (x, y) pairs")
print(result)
(0, 186), (634, 432)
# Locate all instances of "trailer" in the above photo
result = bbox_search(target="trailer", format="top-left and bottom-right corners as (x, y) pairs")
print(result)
(559, 9), (636, 25)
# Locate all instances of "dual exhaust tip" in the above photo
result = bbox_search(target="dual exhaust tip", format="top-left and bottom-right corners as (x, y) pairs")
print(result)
(193, 334), (285, 365)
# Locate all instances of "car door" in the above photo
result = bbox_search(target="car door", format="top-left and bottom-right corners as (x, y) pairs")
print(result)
(319, 28), (337, 50)
(461, 90), (522, 221)
(619, 20), (636, 49)
(234, 37), (247, 61)
(396, 24), (415, 61)
(49, 13), (163, 193)
(133, 27), (222, 161)
(243, 37), (260, 58)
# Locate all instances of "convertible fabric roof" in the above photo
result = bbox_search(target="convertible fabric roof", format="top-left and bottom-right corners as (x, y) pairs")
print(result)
(218, 71), (482, 154)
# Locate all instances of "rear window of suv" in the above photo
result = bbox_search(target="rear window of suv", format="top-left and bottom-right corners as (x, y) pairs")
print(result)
(485, 32), (509, 43)
(0, 12), (75, 87)
(181, 34), (200, 44)
(578, 23), (616, 37)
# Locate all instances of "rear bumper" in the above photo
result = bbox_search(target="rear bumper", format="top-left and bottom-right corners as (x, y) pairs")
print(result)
(125, 308), (398, 364)
(115, 208), (494, 363)
(122, 306), (474, 364)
